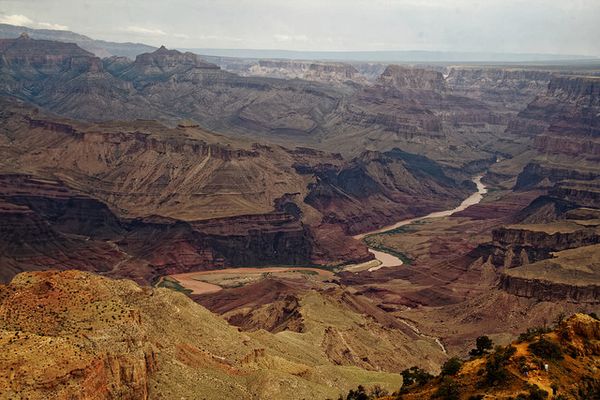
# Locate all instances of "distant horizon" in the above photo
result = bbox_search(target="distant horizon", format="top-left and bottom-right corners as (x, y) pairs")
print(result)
(1, 0), (599, 57)
(0, 23), (600, 63)
(2, 21), (600, 64)
(182, 47), (600, 63)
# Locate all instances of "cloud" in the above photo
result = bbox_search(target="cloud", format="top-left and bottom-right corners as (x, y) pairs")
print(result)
(0, 14), (69, 30)
(124, 26), (167, 36)
(0, 14), (33, 27)
(122, 26), (189, 40)
(37, 22), (70, 30)
(274, 34), (309, 42)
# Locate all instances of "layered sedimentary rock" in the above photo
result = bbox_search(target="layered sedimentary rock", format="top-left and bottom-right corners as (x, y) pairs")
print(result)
(0, 98), (477, 282)
(238, 59), (368, 85)
(302, 149), (471, 234)
(195, 277), (447, 373)
(320, 64), (516, 164)
(376, 65), (446, 91)
(0, 37), (531, 165)
(446, 67), (553, 111)
(507, 76), (600, 150)
(499, 244), (600, 303)
(515, 162), (600, 190)
(489, 222), (600, 268)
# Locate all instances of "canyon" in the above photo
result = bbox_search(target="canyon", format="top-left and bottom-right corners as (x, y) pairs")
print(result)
(0, 28), (599, 399)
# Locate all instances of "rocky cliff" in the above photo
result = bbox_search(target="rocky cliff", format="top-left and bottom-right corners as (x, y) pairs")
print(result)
(507, 75), (600, 146)
(499, 244), (600, 303)
(515, 162), (600, 190)
(0, 23), (156, 58)
(488, 223), (600, 268)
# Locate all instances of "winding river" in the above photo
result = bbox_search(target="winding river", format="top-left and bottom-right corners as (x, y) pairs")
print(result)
(353, 175), (488, 271)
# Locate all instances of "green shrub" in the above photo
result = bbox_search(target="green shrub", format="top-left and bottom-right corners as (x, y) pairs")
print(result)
(369, 385), (388, 398)
(517, 327), (551, 342)
(516, 384), (548, 400)
(343, 385), (370, 400)
(433, 377), (460, 400)
(400, 366), (433, 387)
(529, 338), (563, 361)
(469, 335), (493, 357)
(441, 357), (463, 376)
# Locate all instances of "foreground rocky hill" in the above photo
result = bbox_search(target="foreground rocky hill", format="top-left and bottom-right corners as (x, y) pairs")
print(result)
(0, 270), (404, 399)
(396, 313), (600, 399)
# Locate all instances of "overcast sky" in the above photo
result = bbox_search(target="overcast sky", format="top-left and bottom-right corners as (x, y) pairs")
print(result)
(0, 0), (599, 56)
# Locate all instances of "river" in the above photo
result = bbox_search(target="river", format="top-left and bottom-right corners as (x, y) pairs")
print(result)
(353, 175), (488, 271)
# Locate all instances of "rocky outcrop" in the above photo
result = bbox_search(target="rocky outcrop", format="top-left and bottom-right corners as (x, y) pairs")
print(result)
(497, 242), (600, 303)
(119, 45), (220, 86)
(489, 225), (600, 268)
(515, 162), (599, 190)
(377, 65), (446, 91)
(0, 33), (95, 72)
(241, 59), (368, 85)
(0, 101), (377, 282)
(0, 173), (319, 283)
(399, 313), (600, 399)
(548, 76), (600, 99)
(499, 273), (599, 303)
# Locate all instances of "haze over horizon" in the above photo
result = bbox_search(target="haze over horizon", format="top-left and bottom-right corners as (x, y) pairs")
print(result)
(0, 0), (599, 57)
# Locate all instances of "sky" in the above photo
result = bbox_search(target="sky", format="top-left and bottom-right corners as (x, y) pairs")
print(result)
(0, 0), (599, 56)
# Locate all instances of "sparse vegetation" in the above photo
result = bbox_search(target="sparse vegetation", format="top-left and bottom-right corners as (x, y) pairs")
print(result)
(340, 385), (370, 400)
(483, 345), (516, 386)
(400, 366), (433, 390)
(339, 385), (389, 400)
(517, 326), (551, 343)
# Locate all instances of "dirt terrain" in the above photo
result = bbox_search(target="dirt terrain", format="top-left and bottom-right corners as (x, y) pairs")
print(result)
(169, 266), (334, 294)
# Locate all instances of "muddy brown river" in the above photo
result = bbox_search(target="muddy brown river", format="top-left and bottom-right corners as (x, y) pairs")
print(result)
(353, 175), (488, 271)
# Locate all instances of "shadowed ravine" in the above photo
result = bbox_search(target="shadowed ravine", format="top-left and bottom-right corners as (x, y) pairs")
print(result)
(355, 175), (488, 271)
